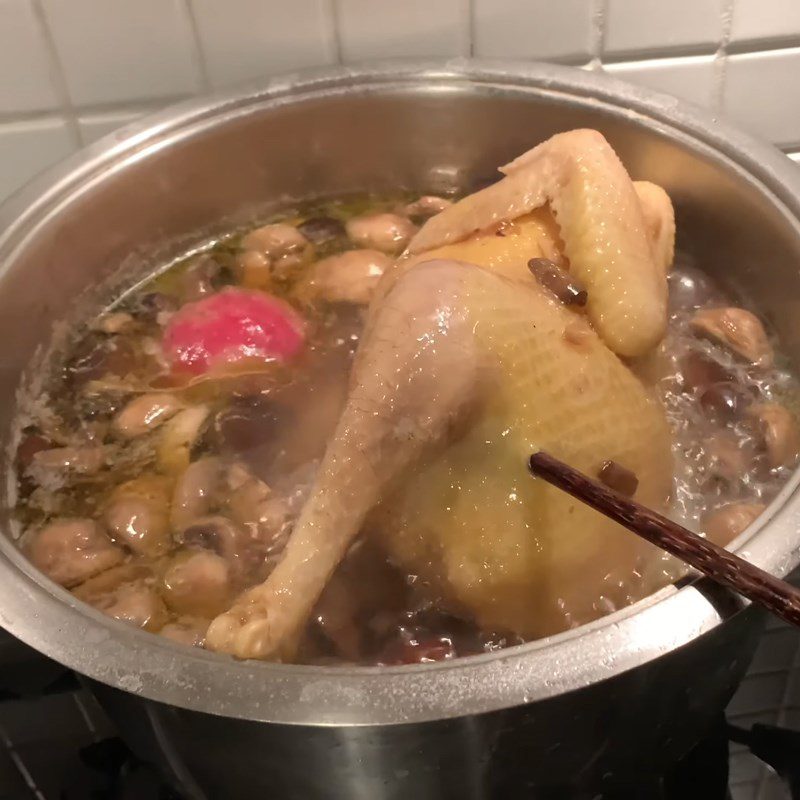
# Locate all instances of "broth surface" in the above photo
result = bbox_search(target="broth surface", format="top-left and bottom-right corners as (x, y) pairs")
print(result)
(13, 193), (800, 665)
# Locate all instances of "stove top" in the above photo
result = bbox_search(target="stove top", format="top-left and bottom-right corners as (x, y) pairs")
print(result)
(0, 626), (797, 800)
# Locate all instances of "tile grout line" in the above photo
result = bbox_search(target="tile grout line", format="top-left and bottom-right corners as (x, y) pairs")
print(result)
(712, 0), (735, 112)
(181, 0), (211, 93)
(589, 0), (608, 71)
(28, 0), (81, 148)
(465, 0), (475, 57)
(0, 97), (189, 128)
(328, 0), (344, 64)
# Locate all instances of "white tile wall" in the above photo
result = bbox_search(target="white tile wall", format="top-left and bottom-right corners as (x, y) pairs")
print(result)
(604, 55), (717, 107)
(0, 118), (74, 199)
(77, 110), (147, 145)
(473, 0), (593, 62)
(336, 0), (469, 61)
(604, 0), (725, 57)
(191, 0), (336, 88)
(40, 0), (200, 105)
(0, 0), (59, 113)
(724, 48), (800, 146)
(1, 0), (800, 203)
(730, 0), (800, 46)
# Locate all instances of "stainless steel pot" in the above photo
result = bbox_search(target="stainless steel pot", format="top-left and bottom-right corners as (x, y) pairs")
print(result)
(1, 60), (800, 799)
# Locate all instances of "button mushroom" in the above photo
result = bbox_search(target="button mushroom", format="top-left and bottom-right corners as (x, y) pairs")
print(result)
(93, 311), (136, 335)
(103, 474), (173, 557)
(162, 550), (232, 617)
(345, 213), (416, 254)
(171, 456), (223, 532)
(113, 393), (183, 439)
(159, 618), (208, 647)
(226, 465), (272, 527)
(300, 249), (391, 305)
(179, 515), (248, 564)
(403, 196), (453, 221)
(26, 518), (124, 587)
(233, 250), (271, 290)
(690, 307), (773, 366)
(72, 563), (166, 629)
(157, 405), (211, 474)
(243, 223), (310, 259)
(667, 266), (720, 312)
(296, 216), (347, 246)
(703, 503), (766, 547)
(748, 402), (800, 469)
(180, 255), (220, 303)
(97, 582), (168, 631)
(241, 223), (312, 278)
(702, 434), (750, 484)
(30, 445), (106, 476)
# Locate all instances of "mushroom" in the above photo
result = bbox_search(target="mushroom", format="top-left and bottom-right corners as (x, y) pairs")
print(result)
(180, 255), (220, 302)
(345, 213), (416, 254)
(403, 196), (453, 220)
(690, 307), (773, 366)
(159, 618), (208, 647)
(171, 456), (223, 532)
(72, 563), (167, 629)
(748, 402), (800, 469)
(179, 515), (249, 563)
(26, 518), (124, 587)
(113, 393), (183, 439)
(312, 572), (362, 661)
(92, 312), (136, 335)
(16, 432), (54, 472)
(242, 223), (310, 259)
(66, 333), (139, 387)
(223, 463), (293, 561)
(29, 445), (105, 476)
(103, 474), (173, 557)
(157, 405), (211, 473)
(136, 292), (178, 325)
(680, 351), (733, 394)
(702, 434), (749, 484)
(702, 503), (766, 547)
(667, 266), (720, 312)
(241, 223), (312, 279)
(226, 465), (272, 527)
(91, 581), (168, 631)
(299, 249), (391, 305)
(162, 549), (232, 617)
(296, 216), (347, 246)
(233, 250), (271, 290)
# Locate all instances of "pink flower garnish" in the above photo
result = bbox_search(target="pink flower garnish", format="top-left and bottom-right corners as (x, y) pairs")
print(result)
(163, 288), (306, 375)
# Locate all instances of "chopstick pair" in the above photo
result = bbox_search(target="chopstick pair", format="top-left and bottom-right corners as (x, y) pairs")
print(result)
(528, 451), (800, 628)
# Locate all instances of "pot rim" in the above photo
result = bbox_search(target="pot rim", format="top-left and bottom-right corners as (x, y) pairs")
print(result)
(1, 58), (800, 727)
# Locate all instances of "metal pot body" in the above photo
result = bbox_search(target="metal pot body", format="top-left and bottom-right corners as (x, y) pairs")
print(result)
(90, 606), (763, 799)
(0, 61), (799, 798)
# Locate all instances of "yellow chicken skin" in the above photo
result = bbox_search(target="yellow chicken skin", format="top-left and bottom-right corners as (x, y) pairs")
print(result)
(371, 264), (672, 639)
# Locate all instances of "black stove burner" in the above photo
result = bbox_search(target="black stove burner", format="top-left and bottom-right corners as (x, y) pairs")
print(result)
(62, 738), (182, 800)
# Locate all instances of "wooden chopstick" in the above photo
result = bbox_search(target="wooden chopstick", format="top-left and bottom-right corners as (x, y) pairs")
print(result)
(528, 451), (800, 628)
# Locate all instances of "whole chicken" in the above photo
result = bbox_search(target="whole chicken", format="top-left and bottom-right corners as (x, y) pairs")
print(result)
(206, 129), (676, 660)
